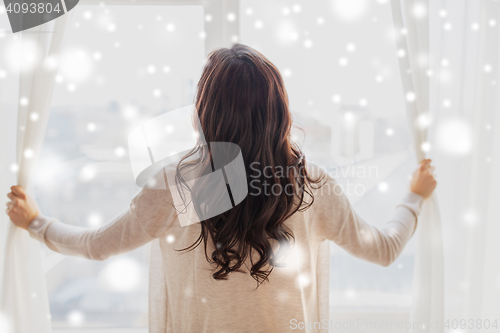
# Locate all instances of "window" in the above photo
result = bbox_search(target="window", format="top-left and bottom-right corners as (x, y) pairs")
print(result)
(1, 0), (416, 330)
(240, 0), (415, 318)
(35, 3), (204, 329)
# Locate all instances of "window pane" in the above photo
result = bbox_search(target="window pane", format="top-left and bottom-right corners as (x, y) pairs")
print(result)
(35, 4), (204, 329)
(241, 0), (415, 312)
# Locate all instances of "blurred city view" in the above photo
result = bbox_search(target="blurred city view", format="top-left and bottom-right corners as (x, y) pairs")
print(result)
(20, 0), (417, 329)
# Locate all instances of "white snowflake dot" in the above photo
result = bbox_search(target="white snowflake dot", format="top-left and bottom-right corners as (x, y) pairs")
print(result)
(421, 142), (431, 152)
(83, 11), (92, 20)
(406, 92), (416, 102)
(166, 23), (176, 32)
(24, 148), (34, 159)
(115, 146), (125, 157)
(303, 39), (313, 48)
(20, 97), (29, 106)
(378, 182), (389, 192)
(412, 3), (427, 19)
(147, 65), (156, 74)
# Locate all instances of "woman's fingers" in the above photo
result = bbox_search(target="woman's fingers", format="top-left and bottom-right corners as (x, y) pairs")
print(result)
(11, 186), (26, 199)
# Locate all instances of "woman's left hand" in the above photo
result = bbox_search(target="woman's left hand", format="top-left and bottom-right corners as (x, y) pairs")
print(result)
(6, 186), (40, 230)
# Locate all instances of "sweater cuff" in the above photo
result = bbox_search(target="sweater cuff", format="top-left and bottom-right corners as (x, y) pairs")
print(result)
(28, 214), (54, 244)
(397, 191), (425, 218)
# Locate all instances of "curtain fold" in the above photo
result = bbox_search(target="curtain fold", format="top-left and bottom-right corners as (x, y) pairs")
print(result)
(429, 0), (500, 328)
(390, 1), (445, 332)
(0, 15), (69, 333)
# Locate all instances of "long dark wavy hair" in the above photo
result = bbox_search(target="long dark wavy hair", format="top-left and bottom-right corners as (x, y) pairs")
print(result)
(175, 44), (323, 286)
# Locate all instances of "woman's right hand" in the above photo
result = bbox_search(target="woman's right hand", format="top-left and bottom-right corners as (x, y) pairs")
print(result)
(410, 159), (437, 199)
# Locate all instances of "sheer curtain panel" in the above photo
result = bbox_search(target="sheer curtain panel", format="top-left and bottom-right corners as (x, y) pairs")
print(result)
(0, 15), (69, 333)
(390, 1), (445, 332)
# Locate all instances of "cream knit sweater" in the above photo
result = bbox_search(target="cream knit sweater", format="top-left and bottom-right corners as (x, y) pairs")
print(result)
(28, 166), (423, 332)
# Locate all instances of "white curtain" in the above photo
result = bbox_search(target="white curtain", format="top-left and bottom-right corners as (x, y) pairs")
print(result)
(390, 1), (445, 332)
(428, 0), (500, 328)
(0, 16), (69, 333)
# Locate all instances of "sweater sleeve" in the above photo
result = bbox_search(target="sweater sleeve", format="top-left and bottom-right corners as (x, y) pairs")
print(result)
(311, 176), (424, 267)
(27, 187), (177, 261)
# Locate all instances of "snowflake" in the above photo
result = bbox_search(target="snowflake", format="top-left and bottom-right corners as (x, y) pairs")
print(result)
(405, 92), (416, 102)
(24, 148), (34, 159)
(147, 65), (156, 74)
(83, 11), (92, 20)
(166, 23), (175, 32)
(338, 57), (348, 66)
